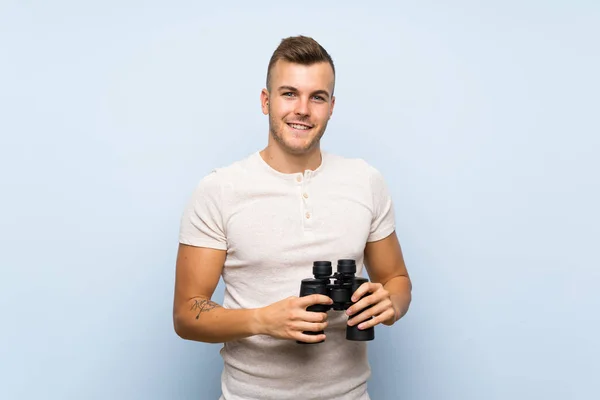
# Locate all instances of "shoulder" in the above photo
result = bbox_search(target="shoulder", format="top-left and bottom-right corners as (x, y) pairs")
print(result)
(194, 152), (258, 190)
(322, 151), (391, 205)
(322, 151), (384, 181)
(185, 153), (259, 206)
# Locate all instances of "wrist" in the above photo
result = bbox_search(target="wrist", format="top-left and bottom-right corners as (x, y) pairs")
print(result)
(382, 307), (398, 326)
(390, 293), (408, 322)
(250, 307), (267, 336)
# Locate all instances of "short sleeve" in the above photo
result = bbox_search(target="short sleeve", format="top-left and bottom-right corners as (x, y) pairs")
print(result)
(367, 166), (396, 242)
(178, 171), (227, 250)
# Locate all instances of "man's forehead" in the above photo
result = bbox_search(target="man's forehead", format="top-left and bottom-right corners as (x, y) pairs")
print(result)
(271, 60), (335, 91)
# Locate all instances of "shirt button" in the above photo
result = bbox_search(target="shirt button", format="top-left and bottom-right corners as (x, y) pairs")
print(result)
(303, 192), (309, 199)
(296, 175), (302, 183)
(305, 212), (311, 219)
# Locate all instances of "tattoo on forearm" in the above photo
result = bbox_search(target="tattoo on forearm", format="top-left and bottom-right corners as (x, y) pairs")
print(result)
(190, 298), (220, 319)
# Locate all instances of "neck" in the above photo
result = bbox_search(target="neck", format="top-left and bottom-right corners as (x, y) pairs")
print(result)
(260, 143), (322, 174)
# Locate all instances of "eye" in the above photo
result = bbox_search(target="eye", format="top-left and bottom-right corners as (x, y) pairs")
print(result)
(282, 92), (295, 97)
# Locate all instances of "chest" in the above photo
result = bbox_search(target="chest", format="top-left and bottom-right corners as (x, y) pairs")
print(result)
(223, 180), (374, 268)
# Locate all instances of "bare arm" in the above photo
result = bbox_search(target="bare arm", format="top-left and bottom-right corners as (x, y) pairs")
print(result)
(363, 231), (412, 324)
(345, 231), (412, 329)
(172, 243), (261, 343)
(172, 243), (332, 344)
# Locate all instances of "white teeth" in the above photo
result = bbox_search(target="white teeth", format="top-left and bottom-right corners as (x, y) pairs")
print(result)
(289, 123), (311, 130)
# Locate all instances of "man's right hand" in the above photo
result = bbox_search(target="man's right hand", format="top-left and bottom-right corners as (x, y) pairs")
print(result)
(256, 295), (333, 343)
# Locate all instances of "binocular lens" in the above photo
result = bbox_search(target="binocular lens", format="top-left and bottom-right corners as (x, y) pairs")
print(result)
(337, 259), (356, 274)
(313, 261), (332, 277)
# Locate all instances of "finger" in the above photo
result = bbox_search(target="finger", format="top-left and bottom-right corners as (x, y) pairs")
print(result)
(347, 300), (391, 326)
(346, 291), (386, 317)
(350, 282), (373, 302)
(298, 294), (333, 307)
(295, 320), (328, 333)
(351, 282), (383, 302)
(301, 311), (328, 323)
(356, 308), (395, 330)
(295, 332), (327, 343)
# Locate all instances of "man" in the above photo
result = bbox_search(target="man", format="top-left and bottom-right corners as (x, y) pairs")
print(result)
(173, 35), (412, 400)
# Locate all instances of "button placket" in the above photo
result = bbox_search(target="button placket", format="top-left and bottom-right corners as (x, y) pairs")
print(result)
(300, 172), (312, 229)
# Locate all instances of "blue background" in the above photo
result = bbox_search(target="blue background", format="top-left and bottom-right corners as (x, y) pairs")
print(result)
(1, 1), (598, 399)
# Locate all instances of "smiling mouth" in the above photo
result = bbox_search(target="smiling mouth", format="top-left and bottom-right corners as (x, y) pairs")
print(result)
(287, 122), (313, 131)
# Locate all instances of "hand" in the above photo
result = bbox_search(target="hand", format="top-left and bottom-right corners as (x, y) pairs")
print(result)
(346, 282), (397, 330)
(257, 295), (333, 343)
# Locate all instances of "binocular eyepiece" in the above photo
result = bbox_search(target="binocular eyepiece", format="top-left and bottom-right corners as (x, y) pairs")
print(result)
(297, 259), (375, 344)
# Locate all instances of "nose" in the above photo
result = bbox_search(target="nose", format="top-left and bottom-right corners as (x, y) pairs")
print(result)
(294, 96), (310, 116)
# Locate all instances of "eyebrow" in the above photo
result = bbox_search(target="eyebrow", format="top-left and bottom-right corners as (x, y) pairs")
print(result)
(277, 85), (331, 100)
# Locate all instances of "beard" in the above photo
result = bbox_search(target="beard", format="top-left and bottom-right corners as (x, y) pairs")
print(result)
(268, 112), (328, 155)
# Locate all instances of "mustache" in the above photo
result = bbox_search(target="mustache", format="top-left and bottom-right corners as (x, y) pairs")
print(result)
(286, 116), (312, 125)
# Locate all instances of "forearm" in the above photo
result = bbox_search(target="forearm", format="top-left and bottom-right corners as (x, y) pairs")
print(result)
(383, 276), (412, 323)
(173, 297), (261, 343)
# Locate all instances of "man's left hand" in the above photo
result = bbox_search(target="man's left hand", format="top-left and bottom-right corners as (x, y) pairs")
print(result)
(346, 282), (398, 330)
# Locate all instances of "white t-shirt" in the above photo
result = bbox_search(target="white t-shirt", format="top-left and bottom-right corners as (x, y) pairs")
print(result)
(179, 150), (396, 400)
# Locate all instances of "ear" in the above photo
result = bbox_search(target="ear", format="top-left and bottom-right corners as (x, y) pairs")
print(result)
(260, 89), (269, 115)
(329, 95), (336, 119)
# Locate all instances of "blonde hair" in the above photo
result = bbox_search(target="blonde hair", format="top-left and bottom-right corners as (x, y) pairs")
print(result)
(266, 35), (335, 92)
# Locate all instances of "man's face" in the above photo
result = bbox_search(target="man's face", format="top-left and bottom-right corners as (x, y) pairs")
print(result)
(261, 60), (335, 155)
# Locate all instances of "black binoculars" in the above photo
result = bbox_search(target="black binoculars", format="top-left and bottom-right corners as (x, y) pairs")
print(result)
(297, 259), (374, 344)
